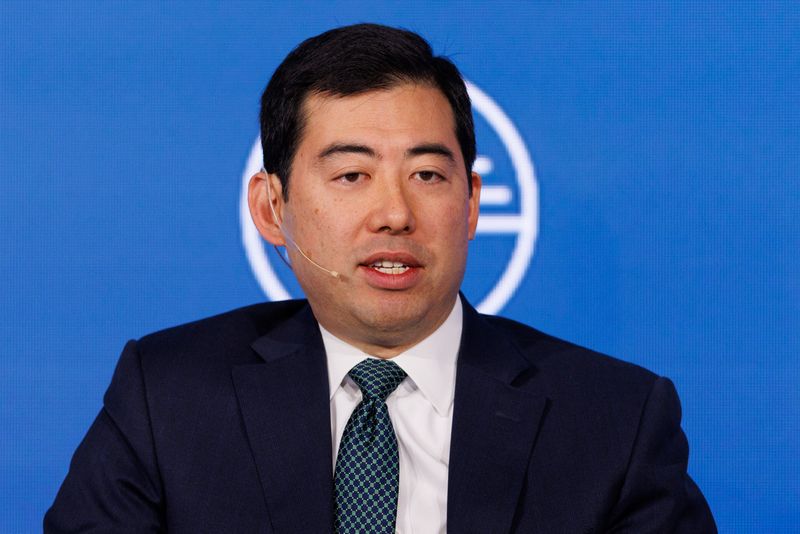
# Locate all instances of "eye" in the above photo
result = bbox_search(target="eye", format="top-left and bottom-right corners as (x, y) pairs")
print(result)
(413, 170), (445, 183)
(336, 172), (367, 184)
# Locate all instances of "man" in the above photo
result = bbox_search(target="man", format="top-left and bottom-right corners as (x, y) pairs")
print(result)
(46, 24), (716, 533)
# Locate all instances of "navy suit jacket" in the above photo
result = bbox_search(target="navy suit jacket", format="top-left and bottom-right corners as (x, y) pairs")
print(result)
(46, 298), (715, 532)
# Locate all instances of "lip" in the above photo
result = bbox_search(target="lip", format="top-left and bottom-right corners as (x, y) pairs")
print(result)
(360, 251), (423, 268)
(358, 251), (424, 290)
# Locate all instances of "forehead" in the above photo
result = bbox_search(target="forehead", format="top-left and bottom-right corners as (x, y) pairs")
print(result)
(297, 84), (461, 157)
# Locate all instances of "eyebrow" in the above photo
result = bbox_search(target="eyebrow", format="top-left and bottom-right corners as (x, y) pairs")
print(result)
(317, 143), (377, 160)
(406, 143), (455, 163)
(316, 142), (456, 163)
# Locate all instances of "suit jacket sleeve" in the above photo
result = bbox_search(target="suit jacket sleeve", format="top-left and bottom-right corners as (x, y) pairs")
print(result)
(606, 376), (716, 533)
(44, 340), (165, 533)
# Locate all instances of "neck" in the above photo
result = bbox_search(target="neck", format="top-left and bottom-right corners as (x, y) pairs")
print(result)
(313, 297), (460, 359)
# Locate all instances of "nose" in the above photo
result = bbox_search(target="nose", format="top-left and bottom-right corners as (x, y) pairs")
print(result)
(367, 178), (416, 235)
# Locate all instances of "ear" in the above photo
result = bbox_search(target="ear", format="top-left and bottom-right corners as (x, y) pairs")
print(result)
(248, 171), (287, 246)
(467, 171), (482, 240)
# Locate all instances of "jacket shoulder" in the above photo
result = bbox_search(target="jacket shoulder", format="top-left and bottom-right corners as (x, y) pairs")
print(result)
(481, 313), (660, 398)
(137, 299), (306, 355)
(476, 315), (716, 532)
(127, 299), (310, 387)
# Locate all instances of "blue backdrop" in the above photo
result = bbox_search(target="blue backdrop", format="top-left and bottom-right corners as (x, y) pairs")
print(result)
(2, 2), (798, 531)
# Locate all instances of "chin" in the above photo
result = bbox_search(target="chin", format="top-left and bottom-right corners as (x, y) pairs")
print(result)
(362, 305), (422, 332)
(357, 298), (440, 339)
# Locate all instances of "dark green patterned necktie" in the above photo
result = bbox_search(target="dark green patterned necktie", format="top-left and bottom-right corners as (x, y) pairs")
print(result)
(334, 358), (407, 534)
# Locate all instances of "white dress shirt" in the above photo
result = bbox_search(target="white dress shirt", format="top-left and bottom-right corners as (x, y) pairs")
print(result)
(320, 297), (462, 534)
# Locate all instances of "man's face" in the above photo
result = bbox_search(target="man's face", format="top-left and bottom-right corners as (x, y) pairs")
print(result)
(251, 83), (481, 356)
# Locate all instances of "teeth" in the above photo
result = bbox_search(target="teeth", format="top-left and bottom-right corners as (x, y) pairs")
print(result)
(371, 260), (407, 268)
(374, 266), (410, 275)
(369, 260), (410, 275)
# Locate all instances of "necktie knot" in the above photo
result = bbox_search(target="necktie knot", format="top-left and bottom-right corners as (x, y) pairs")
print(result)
(348, 358), (407, 401)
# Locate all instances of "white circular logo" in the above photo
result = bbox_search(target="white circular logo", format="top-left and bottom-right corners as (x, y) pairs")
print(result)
(239, 81), (538, 314)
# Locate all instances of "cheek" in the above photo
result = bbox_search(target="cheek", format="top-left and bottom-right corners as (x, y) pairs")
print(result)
(305, 200), (363, 250)
(429, 202), (471, 237)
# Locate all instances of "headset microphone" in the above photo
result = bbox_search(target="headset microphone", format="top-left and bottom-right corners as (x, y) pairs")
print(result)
(263, 169), (341, 279)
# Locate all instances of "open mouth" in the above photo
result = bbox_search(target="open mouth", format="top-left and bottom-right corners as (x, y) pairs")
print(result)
(359, 252), (423, 289)
(360, 252), (422, 278)
(369, 260), (411, 275)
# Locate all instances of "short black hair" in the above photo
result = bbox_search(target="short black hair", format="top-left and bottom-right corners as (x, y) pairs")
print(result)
(259, 23), (476, 199)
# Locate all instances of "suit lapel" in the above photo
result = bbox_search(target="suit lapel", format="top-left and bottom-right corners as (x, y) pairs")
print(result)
(232, 305), (334, 534)
(447, 299), (549, 534)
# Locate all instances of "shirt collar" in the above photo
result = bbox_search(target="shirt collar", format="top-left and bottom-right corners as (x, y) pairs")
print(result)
(320, 297), (462, 416)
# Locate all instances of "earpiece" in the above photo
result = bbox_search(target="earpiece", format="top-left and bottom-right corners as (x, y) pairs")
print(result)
(263, 169), (341, 279)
